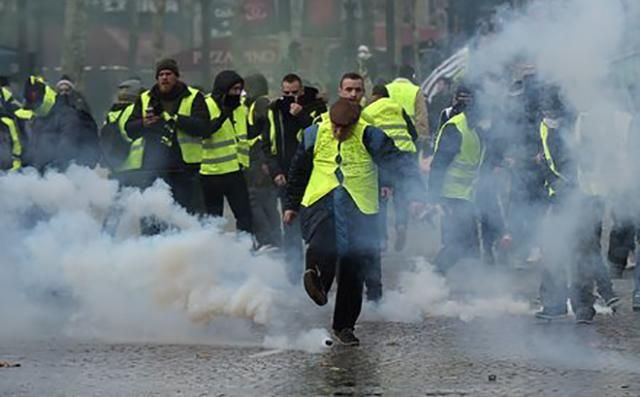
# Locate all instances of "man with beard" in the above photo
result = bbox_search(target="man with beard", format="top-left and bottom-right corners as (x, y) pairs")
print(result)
(199, 70), (253, 235)
(125, 59), (209, 213)
(264, 73), (326, 282)
(284, 98), (424, 345)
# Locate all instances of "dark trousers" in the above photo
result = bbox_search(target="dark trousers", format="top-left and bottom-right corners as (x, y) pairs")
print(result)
(248, 186), (281, 247)
(201, 171), (253, 234)
(540, 196), (613, 312)
(279, 187), (304, 283)
(434, 198), (480, 273)
(306, 218), (369, 331)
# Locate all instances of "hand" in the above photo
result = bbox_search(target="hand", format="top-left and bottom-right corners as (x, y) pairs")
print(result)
(380, 187), (393, 200)
(498, 233), (513, 250)
(419, 155), (433, 174)
(143, 114), (161, 127)
(283, 210), (297, 225)
(289, 103), (303, 116)
(274, 174), (287, 186)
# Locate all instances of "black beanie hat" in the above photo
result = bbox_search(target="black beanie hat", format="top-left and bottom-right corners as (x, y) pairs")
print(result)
(155, 58), (180, 78)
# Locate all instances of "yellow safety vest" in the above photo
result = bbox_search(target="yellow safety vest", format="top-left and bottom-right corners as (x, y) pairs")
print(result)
(434, 112), (484, 201)
(1, 116), (22, 170)
(107, 104), (143, 172)
(140, 86), (202, 164)
(362, 98), (416, 153)
(29, 76), (57, 118)
(248, 96), (269, 148)
(386, 79), (420, 119)
(201, 96), (246, 175)
(302, 118), (379, 214)
(540, 121), (564, 197)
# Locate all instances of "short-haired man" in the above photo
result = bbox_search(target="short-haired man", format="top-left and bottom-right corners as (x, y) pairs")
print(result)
(264, 73), (327, 283)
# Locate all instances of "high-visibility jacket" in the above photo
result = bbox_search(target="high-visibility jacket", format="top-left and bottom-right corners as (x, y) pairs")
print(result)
(302, 118), (379, 214)
(29, 76), (57, 118)
(0, 116), (22, 170)
(540, 120), (567, 197)
(434, 112), (484, 201)
(140, 86), (202, 164)
(103, 104), (143, 172)
(201, 97), (247, 175)
(247, 95), (270, 148)
(386, 78), (420, 119)
(362, 98), (416, 152)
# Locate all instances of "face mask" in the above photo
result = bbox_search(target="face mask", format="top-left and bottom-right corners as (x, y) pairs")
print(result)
(224, 94), (241, 108)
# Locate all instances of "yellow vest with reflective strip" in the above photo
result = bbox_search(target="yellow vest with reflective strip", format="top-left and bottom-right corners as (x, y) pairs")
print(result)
(140, 86), (203, 164)
(540, 121), (563, 197)
(1, 116), (22, 170)
(434, 113), (484, 201)
(362, 98), (416, 153)
(386, 79), (420, 118)
(108, 104), (143, 172)
(201, 96), (244, 175)
(301, 118), (379, 214)
(248, 96), (269, 148)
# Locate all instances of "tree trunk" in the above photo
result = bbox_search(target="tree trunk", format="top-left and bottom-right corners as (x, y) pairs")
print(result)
(152, 0), (166, 62)
(61, 0), (89, 86)
(127, 0), (140, 75)
(199, 0), (211, 85)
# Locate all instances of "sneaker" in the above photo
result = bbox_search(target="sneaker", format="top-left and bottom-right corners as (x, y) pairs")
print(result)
(332, 328), (360, 346)
(633, 294), (640, 312)
(535, 307), (568, 321)
(303, 268), (327, 306)
(605, 296), (621, 309)
(575, 307), (596, 324)
(394, 226), (407, 252)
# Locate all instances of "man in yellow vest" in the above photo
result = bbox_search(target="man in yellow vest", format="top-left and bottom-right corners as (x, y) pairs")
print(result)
(429, 85), (486, 275)
(100, 78), (145, 186)
(124, 59), (209, 214)
(386, 65), (429, 149)
(283, 98), (425, 345)
(535, 89), (618, 323)
(0, 108), (22, 171)
(244, 73), (280, 247)
(200, 70), (253, 235)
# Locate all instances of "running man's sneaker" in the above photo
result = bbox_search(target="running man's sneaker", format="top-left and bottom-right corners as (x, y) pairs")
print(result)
(333, 328), (360, 346)
(303, 267), (327, 306)
(535, 307), (568, 321)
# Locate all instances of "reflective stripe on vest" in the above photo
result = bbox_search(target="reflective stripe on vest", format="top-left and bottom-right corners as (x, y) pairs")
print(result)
(386, 79), (420, 118)
(268, 107), (304, 156)
(114, 103), (143, 172)
(140, 86), (203, 164)
(301, 118), (379, 214)
(540, 121), (564, 197)
(1, 116), (21, 170)
(247, 96), (266, 148)
(200, 96), (242, 175)
(434, 112), (484, 201)
(362, 98), (416, 152)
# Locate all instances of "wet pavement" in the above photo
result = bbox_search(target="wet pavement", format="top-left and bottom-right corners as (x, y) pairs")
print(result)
(2, 269), (640, 397)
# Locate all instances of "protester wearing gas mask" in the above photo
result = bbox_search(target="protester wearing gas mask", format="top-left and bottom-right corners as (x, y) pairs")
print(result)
(125, 58), (209, 214)
(263, 73), (327, 283)
(199, 70), (253, 236)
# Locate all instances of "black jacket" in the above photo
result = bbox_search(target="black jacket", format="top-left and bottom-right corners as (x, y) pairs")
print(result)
(125, 81), (209, 172)
(263, 86), (326, 178)
(25, 95), (100, 171)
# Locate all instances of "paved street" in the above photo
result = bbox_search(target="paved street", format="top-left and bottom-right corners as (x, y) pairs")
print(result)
(2, 255), (640, 397)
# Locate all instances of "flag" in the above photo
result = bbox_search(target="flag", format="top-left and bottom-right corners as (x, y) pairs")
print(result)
(421, 46), (469, 103)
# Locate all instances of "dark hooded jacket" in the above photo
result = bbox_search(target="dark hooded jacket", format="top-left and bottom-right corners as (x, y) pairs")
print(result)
(23, 78), (100, 171)
(206, 70), (245, 138)
(125, 80), (209, 172)
(264, 85), (327, 180)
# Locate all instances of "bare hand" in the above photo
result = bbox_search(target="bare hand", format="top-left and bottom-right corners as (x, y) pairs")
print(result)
(419, 155), (433, 174)
(380, 187), (393, 200)
(261, 164), (270, 175)
(274, 174), (287, 186)
(283, 210), (297, 225)
(289, 103), (303, 116)
(143, 115), (160, 127)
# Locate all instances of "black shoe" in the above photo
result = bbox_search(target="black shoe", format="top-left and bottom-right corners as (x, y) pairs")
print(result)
(535, 307), (568, 321)
(605, 296), (621, 309)
(633, 294), (640, 312)
(575, 307), (596, 324)
(303, 268), (327, 306)
(394, 226), (407, 252)
(333, 328), (360, 346)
